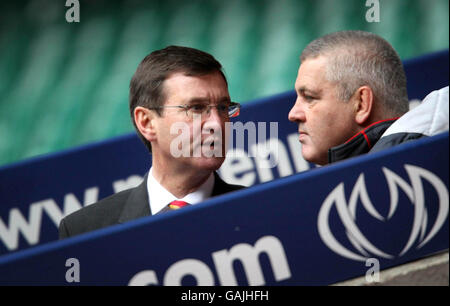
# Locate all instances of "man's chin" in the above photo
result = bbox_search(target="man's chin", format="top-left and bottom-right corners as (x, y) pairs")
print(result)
(193, 156), (225, 171)
(301, 148), (325, 166)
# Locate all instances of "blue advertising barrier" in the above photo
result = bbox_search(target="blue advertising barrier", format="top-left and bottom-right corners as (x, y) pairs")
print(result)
(0, 132), (448, 285)
(0, 49), (448, 257)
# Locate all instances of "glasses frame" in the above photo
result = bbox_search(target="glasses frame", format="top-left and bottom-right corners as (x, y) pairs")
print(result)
(149, 102), (241, 119)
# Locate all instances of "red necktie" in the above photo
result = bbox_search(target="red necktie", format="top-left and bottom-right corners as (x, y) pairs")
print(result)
(168, 200), (191, 210)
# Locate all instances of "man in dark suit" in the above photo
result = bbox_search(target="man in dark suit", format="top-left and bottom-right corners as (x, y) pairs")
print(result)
(59, 46), (244, 238)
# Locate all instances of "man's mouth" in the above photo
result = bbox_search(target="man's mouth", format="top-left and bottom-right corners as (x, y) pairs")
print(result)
(298, 130), (308, 142)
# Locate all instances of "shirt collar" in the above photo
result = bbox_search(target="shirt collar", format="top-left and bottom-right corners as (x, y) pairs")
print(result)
(147, 167), (215, 215)
(328, 118), (398, 164)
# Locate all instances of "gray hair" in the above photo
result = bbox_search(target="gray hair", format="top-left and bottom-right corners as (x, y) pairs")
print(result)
(301, 30), (409, 116)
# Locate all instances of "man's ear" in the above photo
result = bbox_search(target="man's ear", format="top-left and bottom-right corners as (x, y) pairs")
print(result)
(134, 106), (157, 142)
(353, 86), (374, 125)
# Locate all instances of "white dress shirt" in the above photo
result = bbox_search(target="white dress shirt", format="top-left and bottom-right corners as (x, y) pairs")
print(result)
(147, 167), (215, 215)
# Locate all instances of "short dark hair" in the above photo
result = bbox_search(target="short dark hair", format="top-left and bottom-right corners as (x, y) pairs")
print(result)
(129, 45), (227, 153)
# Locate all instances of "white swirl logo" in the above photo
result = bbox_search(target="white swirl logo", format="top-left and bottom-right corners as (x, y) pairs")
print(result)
(318, 164), (449, 262)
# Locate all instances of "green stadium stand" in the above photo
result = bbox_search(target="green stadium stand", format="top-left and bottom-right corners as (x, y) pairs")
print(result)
(0, 0), (448, 167)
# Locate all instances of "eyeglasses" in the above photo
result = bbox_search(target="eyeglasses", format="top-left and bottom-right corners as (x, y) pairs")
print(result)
(149, 102), (241, 119)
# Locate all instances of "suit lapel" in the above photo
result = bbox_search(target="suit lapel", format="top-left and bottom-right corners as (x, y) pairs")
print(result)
(118, 174), (151, 224)
(118, 172), (241, 223)
(212, 172), (240, 196)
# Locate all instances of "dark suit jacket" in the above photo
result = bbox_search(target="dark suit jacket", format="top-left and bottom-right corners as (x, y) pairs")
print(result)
(59, 172), (244, 238)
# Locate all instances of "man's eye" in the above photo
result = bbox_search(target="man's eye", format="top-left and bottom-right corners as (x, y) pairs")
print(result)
(304, 95), (315, 101)
(190, 104), (207, 112)
(217, 104), (229, 112)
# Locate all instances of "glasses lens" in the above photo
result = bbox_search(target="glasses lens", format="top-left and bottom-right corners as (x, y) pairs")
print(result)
(186, 104), (240, 119)
(187, 104), (207, 119)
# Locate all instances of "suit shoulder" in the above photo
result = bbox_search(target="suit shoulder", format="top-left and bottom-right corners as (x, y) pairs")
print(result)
(69, 188), (132, 218)
(213, 173), (246, 195)
(59, 188), (133, 238)
(226, 182), (246, 192)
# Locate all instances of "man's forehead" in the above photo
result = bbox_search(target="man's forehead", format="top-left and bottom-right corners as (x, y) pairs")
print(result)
(165, 71), (227, 89)
(185, 96), (231, 104)
(163, 72), (230, 104)
(295, 56), (329, 91)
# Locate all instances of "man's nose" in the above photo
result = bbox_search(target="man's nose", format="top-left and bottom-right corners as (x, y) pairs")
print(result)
(288, 100), (305, 122)
(207, 106), (225, 122)
(203, 107), (224, 130)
